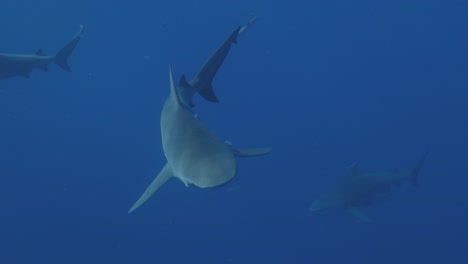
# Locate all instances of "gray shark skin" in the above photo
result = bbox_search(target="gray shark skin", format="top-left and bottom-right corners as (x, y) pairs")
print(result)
(177, 17), (256, 108)
(128, 66), (271, 213)
(0, 25), (84, 80)
(309, 150), (429, 222)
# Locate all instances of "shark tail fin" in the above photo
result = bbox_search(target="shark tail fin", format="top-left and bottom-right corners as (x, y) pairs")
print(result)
(409, 149), (429, 187)
(198, 84), (219, 102)
(54, 25), (84, 72)
(195, 26), (242, 103)
(128, 163), (173, 213)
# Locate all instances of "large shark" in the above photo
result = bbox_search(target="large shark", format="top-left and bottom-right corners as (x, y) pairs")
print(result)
(309, 150), (429, 222)
(128, 67), (271, 213)
(0, 25), (84, 80)
(177, 17), (256, 108)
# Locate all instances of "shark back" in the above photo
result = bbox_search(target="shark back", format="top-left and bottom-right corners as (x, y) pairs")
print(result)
(161, 67), (237, 188)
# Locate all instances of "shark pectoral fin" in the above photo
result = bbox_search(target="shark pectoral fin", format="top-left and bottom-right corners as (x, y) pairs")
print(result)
(347, 207), (373, 223)
(233, 147), (272, 157)
(128, 163), (173, 213)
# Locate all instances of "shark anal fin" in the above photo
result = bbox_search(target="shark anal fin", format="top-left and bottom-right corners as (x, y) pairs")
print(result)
(128, 163), (173, 213)
(347, 207), (373, 223)
(233, 147), (272, 157)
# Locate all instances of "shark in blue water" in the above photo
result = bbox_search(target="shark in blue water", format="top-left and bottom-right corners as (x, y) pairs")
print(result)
(0, 25), (84, 80)
(309, 150), (429, 222)
(128, 66), (271, 213)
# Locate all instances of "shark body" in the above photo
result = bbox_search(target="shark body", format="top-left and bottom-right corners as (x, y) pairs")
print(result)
(128, 67), (271, 213)
(0, 25), (84, 80)
(309, 151), (429, 222)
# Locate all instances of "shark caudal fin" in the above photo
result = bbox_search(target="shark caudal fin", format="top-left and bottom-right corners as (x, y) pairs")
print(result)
(409, 149), (429, 187)
(54, 25), (84, 72)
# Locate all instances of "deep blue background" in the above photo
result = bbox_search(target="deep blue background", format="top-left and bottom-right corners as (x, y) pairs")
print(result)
(0, 0), (467, 263)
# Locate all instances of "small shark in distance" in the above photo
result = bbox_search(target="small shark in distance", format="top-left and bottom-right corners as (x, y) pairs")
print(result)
(309, 150), (429, 222)
(177, 17), (256, 108)
(128, 67), (271, 213)
(0, 25), (84, 80)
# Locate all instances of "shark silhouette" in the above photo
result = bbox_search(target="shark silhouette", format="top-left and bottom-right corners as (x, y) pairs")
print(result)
(128, 67), (271, 213)
(309, 150), (429, 222)
(0, 25), (84, 80)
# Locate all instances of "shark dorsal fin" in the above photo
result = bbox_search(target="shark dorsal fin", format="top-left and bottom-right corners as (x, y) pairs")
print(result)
(168, 66), (182, 107)
(35, 49), (45, 56)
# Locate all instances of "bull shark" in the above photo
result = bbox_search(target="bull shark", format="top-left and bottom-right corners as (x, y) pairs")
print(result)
(177, 17), (256, 108)
(309, 150), (429, 222)
(128, 66), (271, 213)
(0, 25), (84, 80)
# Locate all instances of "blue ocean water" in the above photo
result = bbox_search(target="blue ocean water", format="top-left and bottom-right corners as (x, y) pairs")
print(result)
(0, 0), (467, 263)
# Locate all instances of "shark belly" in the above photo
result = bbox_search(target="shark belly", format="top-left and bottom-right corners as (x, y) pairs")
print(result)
(160, 100), (237, 188)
